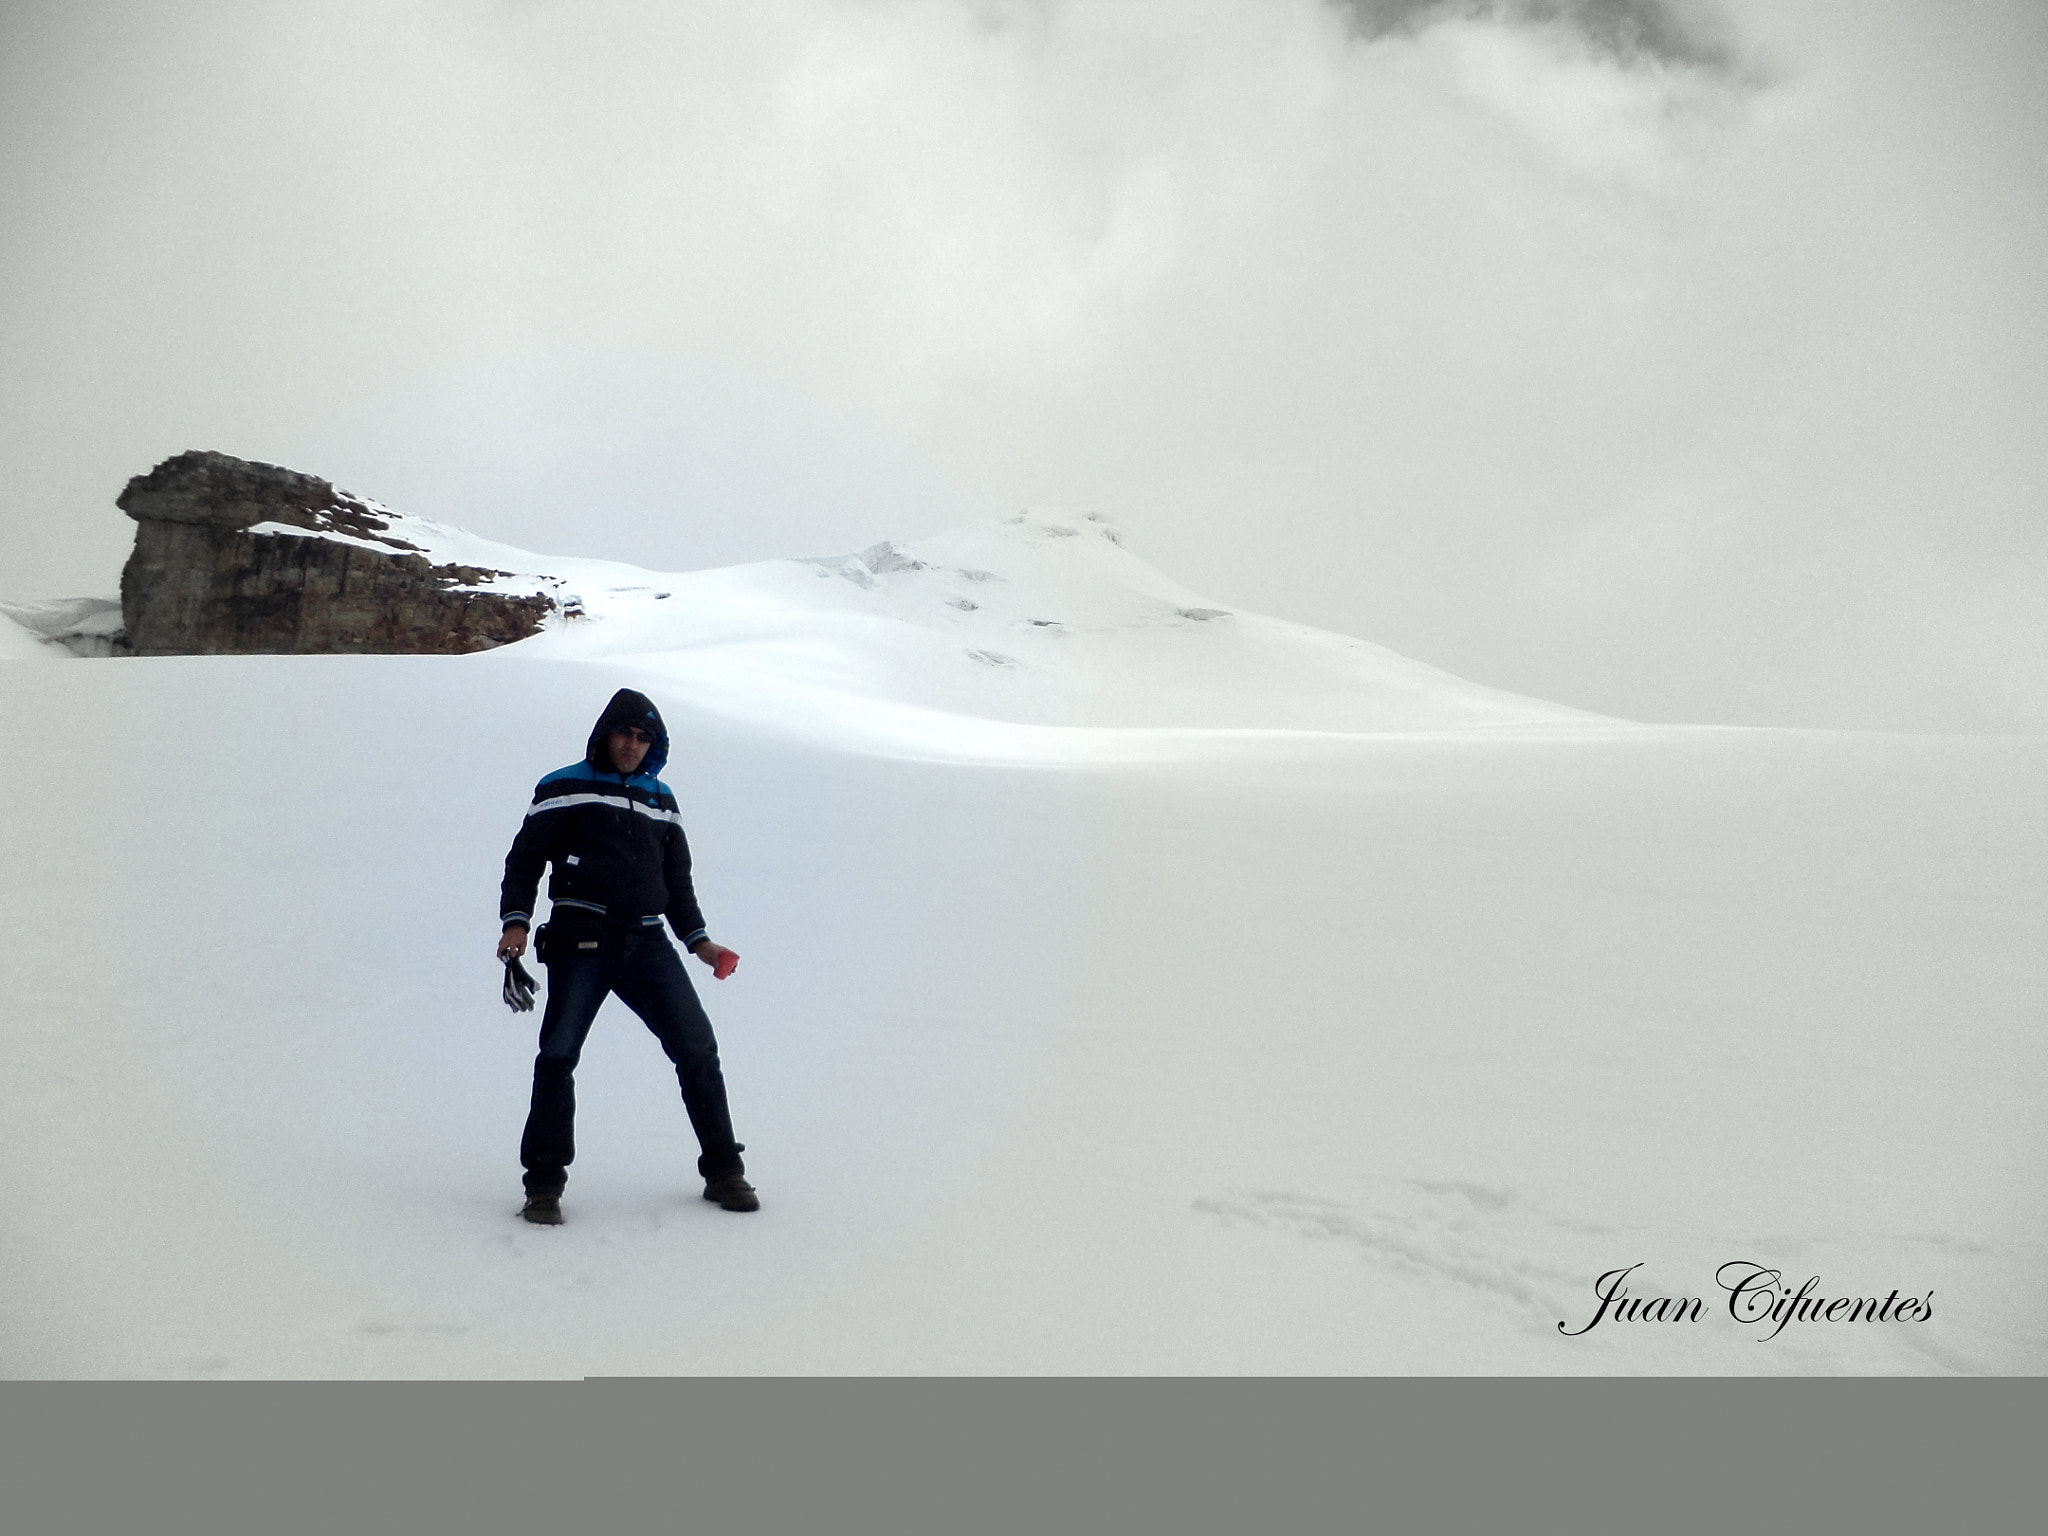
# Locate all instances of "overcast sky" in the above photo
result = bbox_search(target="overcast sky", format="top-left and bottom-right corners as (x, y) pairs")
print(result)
(3, 0), (2044, 729)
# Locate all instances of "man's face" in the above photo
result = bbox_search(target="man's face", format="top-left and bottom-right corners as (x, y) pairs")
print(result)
(607, 726), (653, 775)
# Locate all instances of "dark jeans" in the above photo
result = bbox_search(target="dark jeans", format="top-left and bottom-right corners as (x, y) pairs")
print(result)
(521, 924), (744, 1197)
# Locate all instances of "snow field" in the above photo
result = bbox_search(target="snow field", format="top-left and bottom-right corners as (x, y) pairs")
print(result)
(2, 651), (2042, 1376)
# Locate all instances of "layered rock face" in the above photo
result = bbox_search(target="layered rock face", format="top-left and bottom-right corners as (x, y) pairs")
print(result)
(117, 451), (554, 655)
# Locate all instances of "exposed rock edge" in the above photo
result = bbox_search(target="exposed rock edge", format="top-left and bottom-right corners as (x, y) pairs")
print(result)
(116, 450), (554, 655)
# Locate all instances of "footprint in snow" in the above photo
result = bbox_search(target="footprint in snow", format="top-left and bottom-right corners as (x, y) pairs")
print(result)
(1192, 1185), (1593, 1323)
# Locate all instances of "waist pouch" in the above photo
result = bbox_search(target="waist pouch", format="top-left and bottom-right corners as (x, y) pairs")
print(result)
(534, 914), (649, 963)
(533, 920), (608, 964)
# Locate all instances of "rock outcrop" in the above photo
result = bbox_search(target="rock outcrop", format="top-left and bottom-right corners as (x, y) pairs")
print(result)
(116, 451), (554, 655)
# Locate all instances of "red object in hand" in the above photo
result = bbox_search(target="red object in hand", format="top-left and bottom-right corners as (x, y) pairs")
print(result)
(713, 949), (739, 980)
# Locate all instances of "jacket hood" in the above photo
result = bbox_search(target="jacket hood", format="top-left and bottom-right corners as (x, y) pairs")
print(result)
(586, 688), (670, 778)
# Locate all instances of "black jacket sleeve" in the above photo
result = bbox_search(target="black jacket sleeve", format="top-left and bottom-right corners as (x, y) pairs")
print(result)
(500, 803), (563, 927)
(663, 822), (708, 946)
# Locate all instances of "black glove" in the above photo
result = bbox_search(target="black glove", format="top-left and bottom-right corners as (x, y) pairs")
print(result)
(502, 956), (539, 1013)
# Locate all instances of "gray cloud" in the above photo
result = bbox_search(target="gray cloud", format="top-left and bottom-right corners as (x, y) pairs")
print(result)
(1335, 0), (1739, 71)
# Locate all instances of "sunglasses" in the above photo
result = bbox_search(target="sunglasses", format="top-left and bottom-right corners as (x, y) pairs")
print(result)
(612, 726), (655, 744)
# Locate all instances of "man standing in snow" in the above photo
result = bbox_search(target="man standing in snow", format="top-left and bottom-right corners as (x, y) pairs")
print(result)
(495, 687), (757, 1225)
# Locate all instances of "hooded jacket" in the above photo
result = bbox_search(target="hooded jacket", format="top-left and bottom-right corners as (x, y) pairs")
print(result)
(499, 689), (708, 950)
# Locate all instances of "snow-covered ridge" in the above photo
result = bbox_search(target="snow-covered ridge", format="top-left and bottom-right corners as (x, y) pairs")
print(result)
(478, 505), (1613, 731)
(0, 596), (126, 658)
(10, 501), (1610, 730)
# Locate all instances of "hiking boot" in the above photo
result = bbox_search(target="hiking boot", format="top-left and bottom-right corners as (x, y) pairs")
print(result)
(703, 1175), (760, 1212)
(521, 1194), (563, 1225)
